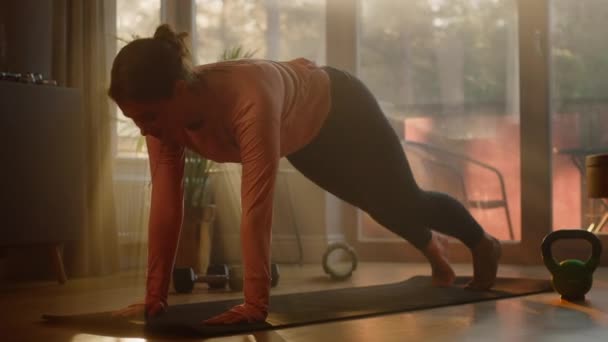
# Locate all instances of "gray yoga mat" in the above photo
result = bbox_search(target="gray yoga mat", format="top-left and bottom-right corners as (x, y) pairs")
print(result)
(42, 275), (553, 338)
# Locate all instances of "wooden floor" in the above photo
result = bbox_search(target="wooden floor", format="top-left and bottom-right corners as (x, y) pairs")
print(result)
(2, 263), (608, 341)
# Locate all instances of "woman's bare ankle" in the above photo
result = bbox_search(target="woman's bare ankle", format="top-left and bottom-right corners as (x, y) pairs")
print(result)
(466, 233), (501, 290)
(423, 232), (456, 287)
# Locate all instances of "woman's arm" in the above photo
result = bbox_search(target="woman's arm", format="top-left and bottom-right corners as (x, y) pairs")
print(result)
(145, 135), (185, 316)
(213, 91), (281, 322)
(202, 65), (283, 325)
(237, 117), (280, 319)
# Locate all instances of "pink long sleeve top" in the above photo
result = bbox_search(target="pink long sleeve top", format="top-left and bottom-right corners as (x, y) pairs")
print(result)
(145, 58), (331, 320)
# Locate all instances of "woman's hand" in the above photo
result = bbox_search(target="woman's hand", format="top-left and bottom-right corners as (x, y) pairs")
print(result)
(203, 303), (267, 325)
(111, 301), (166, 320)
(111, 302), (146, 319)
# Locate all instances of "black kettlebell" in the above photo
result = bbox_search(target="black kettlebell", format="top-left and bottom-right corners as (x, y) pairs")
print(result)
(541, 230), (602, 301)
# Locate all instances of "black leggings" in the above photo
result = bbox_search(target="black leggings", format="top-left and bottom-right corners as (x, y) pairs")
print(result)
(286, 66), (485, 250)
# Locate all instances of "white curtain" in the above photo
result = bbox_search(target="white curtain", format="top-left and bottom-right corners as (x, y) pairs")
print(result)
(52, 0), (119, 277)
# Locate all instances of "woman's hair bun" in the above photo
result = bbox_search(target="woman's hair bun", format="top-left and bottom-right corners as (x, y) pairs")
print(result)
(153, 24), (190, 58)
(108, 24), (195, 103)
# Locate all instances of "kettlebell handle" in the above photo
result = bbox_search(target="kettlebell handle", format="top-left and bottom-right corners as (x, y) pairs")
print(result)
(541, 230), (603, 273)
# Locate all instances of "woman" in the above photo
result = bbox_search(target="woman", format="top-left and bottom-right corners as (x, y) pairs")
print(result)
(110, 24), (501, 325)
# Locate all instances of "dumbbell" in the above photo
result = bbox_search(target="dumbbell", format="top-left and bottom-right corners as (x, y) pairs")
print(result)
(173, 263), (280, 293)
(173, 264), (230, 293)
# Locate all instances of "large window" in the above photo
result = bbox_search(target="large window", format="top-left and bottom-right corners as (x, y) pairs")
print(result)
(195, 0), (325, 64)
(110, 0), (604, 263)
(551, 0), (608, 232)
(357, 0), (521, 242)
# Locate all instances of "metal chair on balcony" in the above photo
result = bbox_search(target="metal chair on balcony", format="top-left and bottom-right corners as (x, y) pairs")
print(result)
(403, 140), (514, 240)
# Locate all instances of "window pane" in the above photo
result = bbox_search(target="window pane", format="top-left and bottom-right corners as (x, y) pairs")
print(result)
(115, 0), (161, 156)
(551, 0), (608, 233)
(358, 0), (521, 242)
(194, 0), (325, 64)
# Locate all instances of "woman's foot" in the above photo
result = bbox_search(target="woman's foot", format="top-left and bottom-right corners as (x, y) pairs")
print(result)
(423, 232), (456, 287)
(466, 233), (502, 290)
